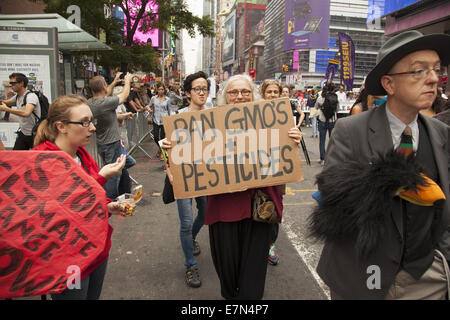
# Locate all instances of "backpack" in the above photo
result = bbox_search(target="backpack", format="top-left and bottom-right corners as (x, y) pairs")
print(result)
(306, 94), (317, 107)
(22, 90), (50, 138)
(321, 92), (338, 121)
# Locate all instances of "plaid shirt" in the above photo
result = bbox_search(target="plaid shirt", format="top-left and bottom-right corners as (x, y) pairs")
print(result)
(150, 95), (170, 125)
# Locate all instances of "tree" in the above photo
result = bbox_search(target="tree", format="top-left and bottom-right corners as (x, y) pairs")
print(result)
(33, 0), (215, 74)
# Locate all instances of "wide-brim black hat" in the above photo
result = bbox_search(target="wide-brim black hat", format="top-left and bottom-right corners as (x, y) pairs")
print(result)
(366, 30), (450, 96)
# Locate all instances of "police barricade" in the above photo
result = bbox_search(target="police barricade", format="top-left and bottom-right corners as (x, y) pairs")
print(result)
(84, 111), (154, 186)
(84, 132), (103, 167)
(128, 111), (154, 158)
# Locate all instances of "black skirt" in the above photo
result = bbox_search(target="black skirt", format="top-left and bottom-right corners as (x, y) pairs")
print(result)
(208, 218), (272, 300)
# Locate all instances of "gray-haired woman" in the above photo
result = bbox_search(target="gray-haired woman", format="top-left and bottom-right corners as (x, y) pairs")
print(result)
(206, 74), (302, 299)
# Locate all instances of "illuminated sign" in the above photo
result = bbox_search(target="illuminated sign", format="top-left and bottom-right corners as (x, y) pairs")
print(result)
(115, 1), (159, 47)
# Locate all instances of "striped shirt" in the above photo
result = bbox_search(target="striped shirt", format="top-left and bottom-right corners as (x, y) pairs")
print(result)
(150, 95), (170, 125)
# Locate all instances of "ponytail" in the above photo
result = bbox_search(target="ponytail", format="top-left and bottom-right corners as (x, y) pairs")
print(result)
(33, 119), (53, 147)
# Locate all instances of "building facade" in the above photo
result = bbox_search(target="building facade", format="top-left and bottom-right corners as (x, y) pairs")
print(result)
(234, 1), (266, 76)
(263, 0), (386, 89)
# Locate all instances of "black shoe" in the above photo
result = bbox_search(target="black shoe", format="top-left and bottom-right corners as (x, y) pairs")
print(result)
(185, 265), (201, 288)
(193, 239), (201, 256)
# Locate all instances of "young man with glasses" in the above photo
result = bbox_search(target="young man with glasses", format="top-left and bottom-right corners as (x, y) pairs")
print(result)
(310, 30), (450, 299)
(88, 72), (132, 200)
(162, 71), (210, 288)
(0, 73), (41, 150)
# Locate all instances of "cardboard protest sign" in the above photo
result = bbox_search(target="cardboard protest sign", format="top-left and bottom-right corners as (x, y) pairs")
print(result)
(163, 97), (303, 199)
(0, 151), (109, 298)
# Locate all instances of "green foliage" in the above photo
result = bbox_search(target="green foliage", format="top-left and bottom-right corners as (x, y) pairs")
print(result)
(33, 0), (215, 71)
(99, 42), (159, 73)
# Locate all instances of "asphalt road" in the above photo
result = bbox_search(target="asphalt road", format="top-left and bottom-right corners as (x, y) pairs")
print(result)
(15, 125), (331, 301)
(100, 125), (330, 300)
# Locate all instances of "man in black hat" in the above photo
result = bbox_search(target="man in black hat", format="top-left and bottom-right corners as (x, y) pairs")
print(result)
(310, 30), (450, 299)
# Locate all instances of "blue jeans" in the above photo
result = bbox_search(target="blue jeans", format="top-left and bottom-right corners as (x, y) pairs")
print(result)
(318, 120), (335, 161)
(51, 260), (108, 300)
(125, 154), (136, 169)
(311, 117), (318, 137)
(98, 140), (122, 200)
(177, 197), (206, 267)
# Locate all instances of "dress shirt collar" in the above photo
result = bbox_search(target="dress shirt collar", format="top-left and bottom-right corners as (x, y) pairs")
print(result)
(385, 104), (419, 152)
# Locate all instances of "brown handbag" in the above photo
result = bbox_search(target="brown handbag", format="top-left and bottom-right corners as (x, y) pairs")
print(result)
(252, 189), (279, 224)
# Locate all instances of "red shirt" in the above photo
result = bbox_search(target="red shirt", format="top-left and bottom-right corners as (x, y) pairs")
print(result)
(33, 141), (113, 279)
(205, 186), (283, 225)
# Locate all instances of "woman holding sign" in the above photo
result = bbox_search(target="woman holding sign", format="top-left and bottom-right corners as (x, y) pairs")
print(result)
(33, 94), (129, 300)
(209, 74), (302, 299)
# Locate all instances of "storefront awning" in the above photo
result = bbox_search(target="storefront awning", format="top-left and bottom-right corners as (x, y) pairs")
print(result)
(0, 13), (111, 51)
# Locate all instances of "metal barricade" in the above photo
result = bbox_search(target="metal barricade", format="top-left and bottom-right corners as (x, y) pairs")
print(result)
(128, 111), (154, 159)
(84, 112), (154, 186)
(84, 132), (103, 167)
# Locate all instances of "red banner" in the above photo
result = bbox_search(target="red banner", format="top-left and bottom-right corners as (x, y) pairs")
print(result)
(0, 151), (109, 298)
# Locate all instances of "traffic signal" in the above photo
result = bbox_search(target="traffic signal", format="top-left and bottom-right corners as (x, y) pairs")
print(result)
(249, 68), (256, 78)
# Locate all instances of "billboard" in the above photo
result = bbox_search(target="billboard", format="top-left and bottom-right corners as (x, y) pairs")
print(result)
(116, 1), (159, 47)
(223, 11), (236, 66)
(367, 0), (421, 22)
(284, 0), (330, 50)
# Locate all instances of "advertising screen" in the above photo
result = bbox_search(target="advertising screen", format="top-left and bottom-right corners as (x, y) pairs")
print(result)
(223, 11), (236, 66)
(116, 1), (159, 47)
(284, 0), (330, 50)
(367, 0), (421, 22)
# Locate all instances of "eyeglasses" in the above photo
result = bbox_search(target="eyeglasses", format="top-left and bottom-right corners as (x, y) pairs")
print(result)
(9, 81), (18, 86)
(65, 118), (97, 127)
(386, 67), (442, 80)
(227, 89), (252, 97)
(191, 87), (209, 94)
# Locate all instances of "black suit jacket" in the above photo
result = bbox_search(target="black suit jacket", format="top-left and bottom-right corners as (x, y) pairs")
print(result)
(316, 105), (450, 299)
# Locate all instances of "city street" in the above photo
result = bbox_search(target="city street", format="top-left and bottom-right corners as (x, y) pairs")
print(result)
(100, 125), (330, 300)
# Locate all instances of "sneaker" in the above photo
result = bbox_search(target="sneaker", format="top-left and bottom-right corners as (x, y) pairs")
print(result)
(185, 265), (202, 288)
(268, 244), (279, 265)
(320, 160), (325, 166)
(193, 239), (201, 256)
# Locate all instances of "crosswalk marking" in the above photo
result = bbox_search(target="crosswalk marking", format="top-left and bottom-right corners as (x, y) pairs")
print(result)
(282, 214), (330, 300)
(284, 202), (315, 206)
(285, 186), (317, 195)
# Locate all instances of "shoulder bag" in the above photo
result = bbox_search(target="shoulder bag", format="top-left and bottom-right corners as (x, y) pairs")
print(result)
(252, 189), (279, 224)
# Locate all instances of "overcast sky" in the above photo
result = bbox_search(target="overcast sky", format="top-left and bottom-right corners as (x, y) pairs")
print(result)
(183, 0), (204, 75)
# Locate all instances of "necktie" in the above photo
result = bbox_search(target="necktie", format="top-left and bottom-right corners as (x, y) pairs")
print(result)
(396, 124), (446, 206)
(397, 125), (413, 157)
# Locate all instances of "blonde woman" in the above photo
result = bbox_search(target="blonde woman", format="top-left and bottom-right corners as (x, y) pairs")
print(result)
(33, 94), (127, 299)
